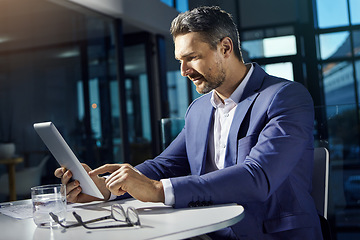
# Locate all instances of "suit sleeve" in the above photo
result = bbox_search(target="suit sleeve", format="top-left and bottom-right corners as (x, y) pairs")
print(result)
(135, 127), (191, 180)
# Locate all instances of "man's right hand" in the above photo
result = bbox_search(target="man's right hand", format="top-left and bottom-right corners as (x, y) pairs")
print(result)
(54, 164), (111, 203)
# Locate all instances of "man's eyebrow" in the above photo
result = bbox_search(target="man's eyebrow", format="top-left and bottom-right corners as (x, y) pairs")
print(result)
(175, 51), (196, 60)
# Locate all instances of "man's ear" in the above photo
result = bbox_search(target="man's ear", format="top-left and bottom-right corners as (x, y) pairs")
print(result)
(219, 37), (233, 58)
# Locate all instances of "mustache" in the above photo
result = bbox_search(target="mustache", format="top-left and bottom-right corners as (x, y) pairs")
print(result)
(188, 73), (204, 80)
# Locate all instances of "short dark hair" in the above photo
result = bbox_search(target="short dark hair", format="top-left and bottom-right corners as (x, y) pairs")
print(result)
(170, 6), (243, 62)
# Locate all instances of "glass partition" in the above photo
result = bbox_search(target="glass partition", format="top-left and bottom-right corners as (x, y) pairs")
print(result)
(0, 0), (124, 188)
(314, 104), (360, 238)
(124, 43), (152, 165)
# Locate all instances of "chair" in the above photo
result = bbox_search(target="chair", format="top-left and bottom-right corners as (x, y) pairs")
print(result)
(0, 155), (50, 199)
(160, 118), (185, 150)
(311, 147), (332, 239)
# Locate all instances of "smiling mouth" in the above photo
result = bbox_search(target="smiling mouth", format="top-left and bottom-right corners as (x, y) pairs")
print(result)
(189, 76), (203, 84)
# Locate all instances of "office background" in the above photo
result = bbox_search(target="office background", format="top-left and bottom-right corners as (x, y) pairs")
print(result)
(0, 0), (359, 239)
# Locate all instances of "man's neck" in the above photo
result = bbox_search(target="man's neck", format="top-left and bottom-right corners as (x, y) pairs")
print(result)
(215, 63), (251, 101)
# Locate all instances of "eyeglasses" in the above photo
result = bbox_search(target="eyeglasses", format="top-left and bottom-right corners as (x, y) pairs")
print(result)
(50, 204), (141, 229)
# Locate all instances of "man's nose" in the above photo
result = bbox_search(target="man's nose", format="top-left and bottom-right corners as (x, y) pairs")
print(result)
(180, 62), (192, 77)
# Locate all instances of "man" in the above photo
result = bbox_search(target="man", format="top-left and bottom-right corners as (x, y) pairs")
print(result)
(56, 6), (323, 239)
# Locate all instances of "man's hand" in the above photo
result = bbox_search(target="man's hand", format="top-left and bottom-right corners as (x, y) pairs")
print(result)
(89, 164), (165, 203)
(54, 164), (111, 203)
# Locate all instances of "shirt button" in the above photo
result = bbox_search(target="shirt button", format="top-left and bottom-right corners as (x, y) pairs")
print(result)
(224, 113), (229, 117)
(221, 144), (226, 148)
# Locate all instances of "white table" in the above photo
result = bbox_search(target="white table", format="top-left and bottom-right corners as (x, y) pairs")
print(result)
(0, 198), (244, 240)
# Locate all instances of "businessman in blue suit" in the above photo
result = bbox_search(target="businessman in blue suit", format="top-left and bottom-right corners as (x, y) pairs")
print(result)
(56, 6), (323, 239)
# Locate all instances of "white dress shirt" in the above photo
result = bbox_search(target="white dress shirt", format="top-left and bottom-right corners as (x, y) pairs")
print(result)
(161, 64), (254, 205)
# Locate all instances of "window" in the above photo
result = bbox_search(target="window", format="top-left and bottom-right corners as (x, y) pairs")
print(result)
(263, 62), (294, 81)
(350, 0), (360, 25)
(160, 0), (188, 12)
(314, 0), (360, 238)
(242, 27), (297, 59)
(241, 26), (297, 83)
(167, 71), (189, 118)
(316, 0), (349, 28)
(160, 0), (173, 7)
(319, 31), (350, 60)
(322, 61), (356, 105)
(175, 0), (188, 12)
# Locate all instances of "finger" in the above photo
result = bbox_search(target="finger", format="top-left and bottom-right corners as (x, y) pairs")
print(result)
(66, 186), (82, 203)
(66, 179), (80, 194)
(105, 170), (125, 187)
(61, 169), (73, 185)
(109, 187), (126, 196)
(106, 166), (125, 183)
(89, 164), (122, 176)
(81, 163), (92, 172)
(54, 167), (66, 178)
(107, 175), (128, 195)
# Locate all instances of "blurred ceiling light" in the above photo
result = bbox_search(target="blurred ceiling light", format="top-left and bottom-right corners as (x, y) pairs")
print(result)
(125, 64), (138, 71)
(0, 36), (12, 44)
(57, 50), (79, 58)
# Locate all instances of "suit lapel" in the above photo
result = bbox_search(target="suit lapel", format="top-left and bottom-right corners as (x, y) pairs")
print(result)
(224, 64), (265, 167)
(188, 94), (214, 175)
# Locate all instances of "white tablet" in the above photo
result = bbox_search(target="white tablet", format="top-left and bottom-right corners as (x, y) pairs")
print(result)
(33, 122), (104, 199)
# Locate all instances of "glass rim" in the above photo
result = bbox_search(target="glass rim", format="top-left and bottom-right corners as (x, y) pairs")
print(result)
(31, 183), (64, 191)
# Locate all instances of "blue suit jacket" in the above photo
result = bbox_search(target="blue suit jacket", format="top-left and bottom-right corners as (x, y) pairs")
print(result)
(135, 64), (323, 239)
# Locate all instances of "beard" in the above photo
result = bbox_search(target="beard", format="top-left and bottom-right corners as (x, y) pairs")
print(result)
(192, 65), (226, 94)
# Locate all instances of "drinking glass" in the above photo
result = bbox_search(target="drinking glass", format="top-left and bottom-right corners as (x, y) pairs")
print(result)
(31, 184), (66, 227)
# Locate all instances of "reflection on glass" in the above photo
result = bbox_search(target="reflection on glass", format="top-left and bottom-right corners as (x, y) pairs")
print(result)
(316, 0), (349, 28)
(263, 62), (294, 81)
(350, 0), (360, 25)
(242, 35), (296, 59)
(322, 61), (355, 106)
(319, 31), (350, 60)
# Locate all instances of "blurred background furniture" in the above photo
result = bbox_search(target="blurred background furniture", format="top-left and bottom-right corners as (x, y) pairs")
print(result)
(0, 157), (24, 201)
(0, 155), (49, 201)
(160, 118), (185, 150)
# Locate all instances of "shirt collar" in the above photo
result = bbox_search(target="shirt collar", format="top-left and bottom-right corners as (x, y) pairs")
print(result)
(210, 63), (254, 108)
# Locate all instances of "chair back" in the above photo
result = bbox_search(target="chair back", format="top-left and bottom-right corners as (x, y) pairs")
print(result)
(160, 118), (185, 150)
(311, 147), (330, 219)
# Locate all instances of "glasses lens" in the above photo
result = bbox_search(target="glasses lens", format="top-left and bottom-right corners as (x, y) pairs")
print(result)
(127, 207), (140, 226)
(111, 204), (126, 221)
